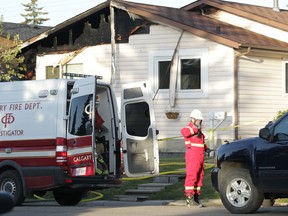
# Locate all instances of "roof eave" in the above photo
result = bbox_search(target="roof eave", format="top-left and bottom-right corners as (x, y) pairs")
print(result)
(240, 44), (288, 52)
(182, 0), (288, 32)
(113, 1), (241, 49)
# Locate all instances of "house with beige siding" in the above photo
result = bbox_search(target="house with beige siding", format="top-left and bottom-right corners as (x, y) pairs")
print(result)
(20, 0), (288, 152)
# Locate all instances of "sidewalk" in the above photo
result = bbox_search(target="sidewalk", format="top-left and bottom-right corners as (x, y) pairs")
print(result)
(166, 199), (223, 207)
(90, 199), (223, 207)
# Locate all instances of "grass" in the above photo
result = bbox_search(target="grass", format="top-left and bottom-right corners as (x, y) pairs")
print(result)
(96, 156), (220, 201)
(31, 156), (220, 202)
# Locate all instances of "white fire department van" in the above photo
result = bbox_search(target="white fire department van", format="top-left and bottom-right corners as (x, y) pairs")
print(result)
(0, 74), (159, 206)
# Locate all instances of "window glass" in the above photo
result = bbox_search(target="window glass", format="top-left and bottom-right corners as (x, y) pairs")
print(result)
(46, 65), (60, 79)
(157, 58), (201, 90)
(125, 102), (150, 137)
(66, 64), (83, 74)
(274, 115), (288, 141)
(69, 94), (93, 136)
(158, 61), (170, 89)
(180, 59), (201, 90)
(150, 49), (208, 98)
(123, 87), (143, 99)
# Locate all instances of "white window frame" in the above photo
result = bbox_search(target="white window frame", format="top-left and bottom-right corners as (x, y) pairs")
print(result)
(149, 48), (208, 99)
(45, 63), (84, 79)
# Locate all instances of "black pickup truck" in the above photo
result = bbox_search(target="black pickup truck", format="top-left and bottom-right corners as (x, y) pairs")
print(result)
(211, 113), (288, 214)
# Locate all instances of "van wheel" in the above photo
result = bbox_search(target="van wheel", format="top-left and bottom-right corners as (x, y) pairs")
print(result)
(0, 170), (25, 205)
(219, 168), (264, 214)
(53, 190), (82, 206)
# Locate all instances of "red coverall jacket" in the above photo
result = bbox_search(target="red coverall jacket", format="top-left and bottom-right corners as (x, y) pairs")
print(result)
(181, 122), (207, 197)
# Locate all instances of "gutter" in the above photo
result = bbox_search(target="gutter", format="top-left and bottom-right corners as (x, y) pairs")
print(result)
(233, 47), (251, 140)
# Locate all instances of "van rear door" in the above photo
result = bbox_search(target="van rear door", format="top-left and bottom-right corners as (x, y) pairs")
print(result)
(66, 76), (97, 177)
(121, 82), (159, 177)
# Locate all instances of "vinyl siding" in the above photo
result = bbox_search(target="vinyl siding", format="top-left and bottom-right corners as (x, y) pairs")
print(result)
(238, 56), (288, 138)
(36, 25), (236, 151)
(116, 25), (235, 148)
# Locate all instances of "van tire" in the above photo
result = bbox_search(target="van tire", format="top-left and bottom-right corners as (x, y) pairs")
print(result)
(53, 190), (82, 206)
(0, 170), (25, 205)
(219, 168), (264, 214)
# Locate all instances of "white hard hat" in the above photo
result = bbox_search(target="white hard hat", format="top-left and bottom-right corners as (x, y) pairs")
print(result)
(190, 109), (203, 120)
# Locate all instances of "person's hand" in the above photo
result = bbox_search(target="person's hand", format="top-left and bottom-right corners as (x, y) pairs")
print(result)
(205, 148), (211, 154)
(205, 148), (212, 157)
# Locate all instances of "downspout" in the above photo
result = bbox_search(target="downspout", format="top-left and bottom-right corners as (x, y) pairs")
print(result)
(110, 0), (116, 84)
(169, 31), (184, 107)
(234, 47), (251, 140)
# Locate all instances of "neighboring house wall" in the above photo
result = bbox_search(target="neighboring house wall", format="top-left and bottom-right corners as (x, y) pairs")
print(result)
(36, 46), (112, 83)
(36, 25), (235, 152)
(238, 55), (288, 138)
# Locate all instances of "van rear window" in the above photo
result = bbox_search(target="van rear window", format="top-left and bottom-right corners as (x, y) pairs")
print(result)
(125, 102), (150, 137)
(68, 94), (92, 136)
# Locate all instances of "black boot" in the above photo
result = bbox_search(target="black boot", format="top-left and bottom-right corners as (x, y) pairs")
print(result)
(193, 194), (204, 208)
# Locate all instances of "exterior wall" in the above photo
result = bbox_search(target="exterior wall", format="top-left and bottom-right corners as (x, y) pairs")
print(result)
(238, 55), (288, 138)
(210, 11), (288, 43)
(118, 26), (235, 152)
(35, 25), (235, 152)
(36, 46), (112, 83)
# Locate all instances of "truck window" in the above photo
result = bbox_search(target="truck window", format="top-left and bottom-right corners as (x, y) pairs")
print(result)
(125, 102), (150, 137)
(274, 115), (288, 141)
(69, 94), (93, 136)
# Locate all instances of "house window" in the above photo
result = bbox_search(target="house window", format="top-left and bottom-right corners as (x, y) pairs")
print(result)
(180, 59), (201, 90)
(158, 61), (170, 89)
(46, 65), (60, 79)
(158, 59), (201, 90)
(45, 63), (83, 79)
(150, 49), (208, 98)
(66, 63), (83, 74)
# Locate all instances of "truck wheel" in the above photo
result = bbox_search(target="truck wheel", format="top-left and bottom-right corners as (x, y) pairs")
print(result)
(219, 168), (264, 214)
(53, 190), (82, 206)
(0, 170), (25, 206)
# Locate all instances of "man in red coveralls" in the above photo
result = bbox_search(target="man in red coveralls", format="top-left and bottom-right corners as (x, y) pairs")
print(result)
(181, 109), (209, 208)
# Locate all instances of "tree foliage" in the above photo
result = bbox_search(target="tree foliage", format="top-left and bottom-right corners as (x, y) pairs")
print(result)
(273, 110), (288, 121)
(0, 20), (25, 82)
(21, 0), (50, 28)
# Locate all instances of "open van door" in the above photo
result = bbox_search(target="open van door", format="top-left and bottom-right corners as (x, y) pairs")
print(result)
(121, 82), (159, 177)
(66, 76), (97, 177)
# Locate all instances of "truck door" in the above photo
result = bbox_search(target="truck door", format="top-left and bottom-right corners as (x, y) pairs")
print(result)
(121, 82), (159, 177)
(256, 115), (288, 191)
(66, 76), (97, 177)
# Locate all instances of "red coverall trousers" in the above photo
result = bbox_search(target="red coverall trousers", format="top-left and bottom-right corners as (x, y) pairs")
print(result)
(181, 123), (206, 198)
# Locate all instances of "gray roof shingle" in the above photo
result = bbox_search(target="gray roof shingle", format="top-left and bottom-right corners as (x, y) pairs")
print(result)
(2, 22), (51, 41)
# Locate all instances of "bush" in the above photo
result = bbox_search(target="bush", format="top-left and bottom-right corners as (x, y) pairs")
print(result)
(274, 110), (288, 121)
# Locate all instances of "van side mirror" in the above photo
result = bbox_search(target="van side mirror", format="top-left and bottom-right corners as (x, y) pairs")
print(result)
(259, 127), (270, 140)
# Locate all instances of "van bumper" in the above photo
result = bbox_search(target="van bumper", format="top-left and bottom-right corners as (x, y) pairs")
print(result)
(66, 175), (122, 190)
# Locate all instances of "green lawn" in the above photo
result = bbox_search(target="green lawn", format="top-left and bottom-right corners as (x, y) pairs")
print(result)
(96, 156), (220, 201)
(31, 156), (220, 202)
